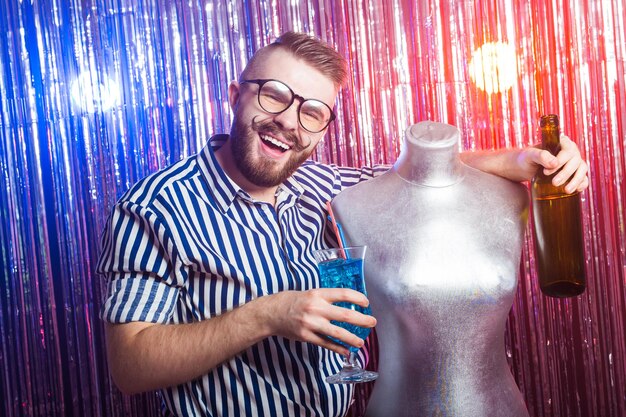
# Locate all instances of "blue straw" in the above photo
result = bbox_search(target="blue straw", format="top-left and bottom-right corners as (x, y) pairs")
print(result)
(335, 222), (348, 250)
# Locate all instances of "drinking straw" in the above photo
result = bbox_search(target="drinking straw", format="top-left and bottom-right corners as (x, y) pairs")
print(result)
(335, 222), (348, 250)
(326, 201), (346, 249)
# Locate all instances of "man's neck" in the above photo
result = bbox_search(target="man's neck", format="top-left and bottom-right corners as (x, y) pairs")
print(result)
(214, 140), (279, 206)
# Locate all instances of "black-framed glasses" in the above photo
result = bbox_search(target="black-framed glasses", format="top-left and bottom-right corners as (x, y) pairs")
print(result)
(241, 79), (336, 133)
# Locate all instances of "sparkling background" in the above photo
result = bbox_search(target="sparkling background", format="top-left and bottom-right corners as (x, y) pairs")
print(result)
(0, 0), (624, 416)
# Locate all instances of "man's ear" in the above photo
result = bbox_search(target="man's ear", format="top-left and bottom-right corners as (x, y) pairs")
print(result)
(228, 81), (240, 110)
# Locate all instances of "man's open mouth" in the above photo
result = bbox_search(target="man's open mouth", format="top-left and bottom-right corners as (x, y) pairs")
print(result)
(260, 134), (292, 153)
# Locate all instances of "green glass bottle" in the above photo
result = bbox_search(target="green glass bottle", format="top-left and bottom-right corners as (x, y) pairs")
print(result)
(531, 114), (586, 297)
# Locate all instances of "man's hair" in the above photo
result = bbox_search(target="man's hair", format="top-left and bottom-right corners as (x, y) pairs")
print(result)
(240, 31), (348, 88)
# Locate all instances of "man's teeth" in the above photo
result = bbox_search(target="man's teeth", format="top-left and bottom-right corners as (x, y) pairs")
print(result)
(261, 135), (291, 151)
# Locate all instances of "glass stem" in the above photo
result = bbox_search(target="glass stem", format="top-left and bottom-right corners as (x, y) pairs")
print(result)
(344, 351), (357, 368)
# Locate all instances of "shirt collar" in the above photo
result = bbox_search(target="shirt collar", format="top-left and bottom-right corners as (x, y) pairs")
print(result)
(198, 135), (304, 212)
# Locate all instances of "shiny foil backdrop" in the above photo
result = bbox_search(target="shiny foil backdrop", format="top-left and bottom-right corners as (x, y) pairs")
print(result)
(0, 0), (624, 416)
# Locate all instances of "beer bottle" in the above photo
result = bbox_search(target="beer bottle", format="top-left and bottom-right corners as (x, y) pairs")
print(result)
(531, 114), (586, 297)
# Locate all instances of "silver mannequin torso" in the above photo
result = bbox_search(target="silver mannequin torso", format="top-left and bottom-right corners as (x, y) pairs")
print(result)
(332, 122), (530, 417)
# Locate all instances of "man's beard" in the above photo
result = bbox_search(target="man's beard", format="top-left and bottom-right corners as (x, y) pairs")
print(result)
(229, 116), (314, 188)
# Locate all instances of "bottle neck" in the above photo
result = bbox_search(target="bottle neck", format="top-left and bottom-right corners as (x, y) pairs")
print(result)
(540, 114), (561, 156)
(534, 115), (569, 192)
(393, 122), (464, 187)
(541, 127), (561, 156)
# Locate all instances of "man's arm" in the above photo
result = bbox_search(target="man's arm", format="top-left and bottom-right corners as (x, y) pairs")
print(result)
(460, 134), (589, 193)
(105, 288), (375, 394)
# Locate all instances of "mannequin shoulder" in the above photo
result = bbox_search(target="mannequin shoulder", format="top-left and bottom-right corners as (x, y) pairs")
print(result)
(464, 167), (529, 208)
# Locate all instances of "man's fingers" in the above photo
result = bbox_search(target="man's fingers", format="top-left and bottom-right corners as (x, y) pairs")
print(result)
(317, 288), (370, 307)
(327, 304), (377, 328)
(539, 134), (579, 175)
(306, 331), (351, 356)
(538, 150), (559, 170)
(544, 134), (589, 193)
(561, 160), (589, 193)
(575, 176), (590, 193)
(549, 153), (581, 182)
(533, 134), (589, 194)
(313, 322), (366, 353)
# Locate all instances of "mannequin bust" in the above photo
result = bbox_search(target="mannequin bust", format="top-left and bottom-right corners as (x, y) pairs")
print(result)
(332, 121), (530, 417)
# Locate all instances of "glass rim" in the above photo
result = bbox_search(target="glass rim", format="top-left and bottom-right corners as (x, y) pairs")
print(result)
(314, 245), (366, 253)
(313, 245), (367, 261)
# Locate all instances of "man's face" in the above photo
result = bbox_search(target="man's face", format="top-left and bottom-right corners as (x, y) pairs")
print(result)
(228, 48), (338, 188)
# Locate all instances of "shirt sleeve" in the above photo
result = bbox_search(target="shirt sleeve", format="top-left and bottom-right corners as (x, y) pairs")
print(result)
(334, 164), (391, 196)
(97, 201), (183, 324)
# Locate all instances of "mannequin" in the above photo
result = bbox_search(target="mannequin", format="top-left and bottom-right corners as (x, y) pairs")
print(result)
(332, 121), (530, 417)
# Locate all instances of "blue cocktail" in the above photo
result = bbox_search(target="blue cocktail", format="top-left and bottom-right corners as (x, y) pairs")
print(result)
(314, 246), (378, 383)
(318, 257), (372, 349)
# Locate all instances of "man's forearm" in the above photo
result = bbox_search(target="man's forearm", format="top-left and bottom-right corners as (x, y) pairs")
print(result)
(460, 148), (532, 182)
(105, 296), (272, 394)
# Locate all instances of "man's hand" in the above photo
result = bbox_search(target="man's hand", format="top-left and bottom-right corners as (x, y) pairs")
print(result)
(515, 134), (589, 193)
(260, 289), (376, 357)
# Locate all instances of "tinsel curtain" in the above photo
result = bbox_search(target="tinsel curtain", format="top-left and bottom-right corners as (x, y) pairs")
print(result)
(0, 0), (624, 416)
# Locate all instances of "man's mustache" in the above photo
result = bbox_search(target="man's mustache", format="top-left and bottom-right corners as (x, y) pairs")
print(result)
(251, 118), (312, 152)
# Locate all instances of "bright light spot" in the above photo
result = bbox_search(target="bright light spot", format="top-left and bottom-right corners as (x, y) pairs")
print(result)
(469, 42), (517, 94)
(70, 72), (120, 113)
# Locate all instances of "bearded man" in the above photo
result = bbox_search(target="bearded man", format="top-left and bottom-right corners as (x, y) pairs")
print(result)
(97, 31), (588, 417)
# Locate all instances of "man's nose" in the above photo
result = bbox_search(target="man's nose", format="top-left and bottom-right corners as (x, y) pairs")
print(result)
(272, 101), (300, 131)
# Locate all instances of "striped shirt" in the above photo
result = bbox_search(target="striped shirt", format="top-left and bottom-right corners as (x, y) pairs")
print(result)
(97, 135), (386, 417)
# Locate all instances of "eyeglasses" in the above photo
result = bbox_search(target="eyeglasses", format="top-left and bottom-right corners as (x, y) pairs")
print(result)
(240, 79), (336, 133)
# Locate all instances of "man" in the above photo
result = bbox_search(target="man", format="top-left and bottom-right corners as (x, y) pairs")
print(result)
(97, 32), (588, 417)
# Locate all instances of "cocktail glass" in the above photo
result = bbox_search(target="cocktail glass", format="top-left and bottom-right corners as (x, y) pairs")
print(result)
(313, 245), (378, 384)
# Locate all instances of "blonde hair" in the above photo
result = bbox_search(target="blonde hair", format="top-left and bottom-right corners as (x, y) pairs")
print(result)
(240, 31), (348, 89)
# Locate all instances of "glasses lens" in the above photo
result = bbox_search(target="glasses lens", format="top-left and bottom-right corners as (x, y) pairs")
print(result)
(299, 100), (333, 133)
(258, 80), (293, 113)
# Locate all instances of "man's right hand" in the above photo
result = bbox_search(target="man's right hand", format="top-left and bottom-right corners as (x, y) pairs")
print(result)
(259, 289), (377, 356)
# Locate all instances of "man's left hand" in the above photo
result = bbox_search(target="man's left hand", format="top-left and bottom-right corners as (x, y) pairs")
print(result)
(516, 134), (589, 193)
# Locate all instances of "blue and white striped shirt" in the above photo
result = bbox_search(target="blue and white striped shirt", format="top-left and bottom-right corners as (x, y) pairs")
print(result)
(97, 135), (385, 417)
